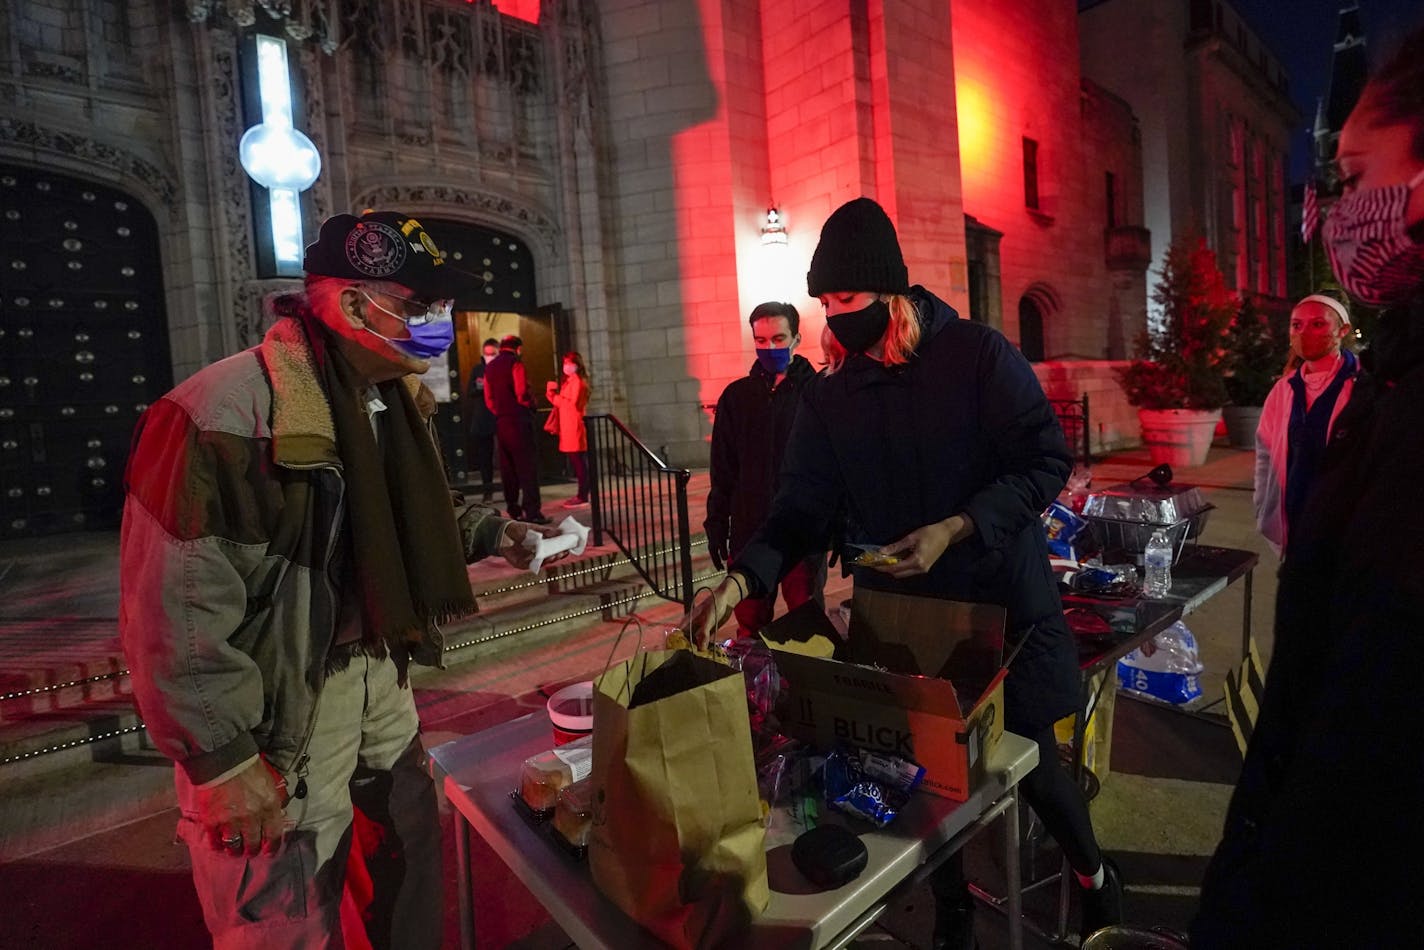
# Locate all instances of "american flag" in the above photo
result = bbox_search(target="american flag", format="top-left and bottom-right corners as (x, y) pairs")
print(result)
(1301, 181), (1320, 243)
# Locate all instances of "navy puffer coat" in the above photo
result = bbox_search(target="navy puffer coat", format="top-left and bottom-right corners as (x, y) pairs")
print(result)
(734, 287), (1079, 734)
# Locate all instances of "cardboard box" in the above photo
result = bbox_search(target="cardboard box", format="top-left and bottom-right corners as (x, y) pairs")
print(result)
(765, 589), (1010, 802)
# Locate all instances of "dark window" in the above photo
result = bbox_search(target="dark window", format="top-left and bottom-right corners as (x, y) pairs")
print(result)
(967, 260), (987, 323)
(1023, 137), (1040, 210)
(1105, 171), (1117, 228)
(1189, 0), (1213, 32)
(1019, 297), (1045, 363)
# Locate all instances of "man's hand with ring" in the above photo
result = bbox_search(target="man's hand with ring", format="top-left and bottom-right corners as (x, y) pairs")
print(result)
(194, 757), (289, 857)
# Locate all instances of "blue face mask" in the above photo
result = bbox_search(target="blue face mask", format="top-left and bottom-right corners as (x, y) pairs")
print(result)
(361, 293), (455, 359)
(756, 347), (791, 375)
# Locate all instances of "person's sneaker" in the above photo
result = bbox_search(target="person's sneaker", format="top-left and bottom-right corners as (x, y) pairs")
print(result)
(1079, 854), (1123, 942)
(480, 488), (495, 504)
(562, 497), (588, 509)
(525, 513), (552, 526)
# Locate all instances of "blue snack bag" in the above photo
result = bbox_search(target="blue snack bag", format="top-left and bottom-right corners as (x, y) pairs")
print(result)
(1042, 500), (1087, 560)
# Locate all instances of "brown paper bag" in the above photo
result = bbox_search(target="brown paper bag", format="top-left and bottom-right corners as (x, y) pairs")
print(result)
(589, 649), (769, 949)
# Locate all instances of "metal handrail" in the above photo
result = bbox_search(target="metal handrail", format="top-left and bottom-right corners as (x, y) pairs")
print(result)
(585, 414), (695, 612)
(1048, 394), (1092, 466)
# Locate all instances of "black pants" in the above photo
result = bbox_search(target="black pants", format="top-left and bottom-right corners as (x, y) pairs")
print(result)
(468, 427), (495, 491)
(495, 412), (543, 520)
(930, 725), (1101, 904)
(349, 735), (443, 950)
(568, 450), (589, 500)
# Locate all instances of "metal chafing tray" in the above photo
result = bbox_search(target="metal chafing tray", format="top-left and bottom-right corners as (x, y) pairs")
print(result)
(1080, 482), (1214, 563)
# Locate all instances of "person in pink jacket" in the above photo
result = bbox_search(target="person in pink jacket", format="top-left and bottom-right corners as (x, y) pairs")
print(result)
(546, 350), (592, 507)
(1253, 293), (1357, 556)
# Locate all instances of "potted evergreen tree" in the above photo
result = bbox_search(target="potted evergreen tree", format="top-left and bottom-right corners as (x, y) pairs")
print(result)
(1221, 297), (1290, 449)
(1115, 235), (1235, 467)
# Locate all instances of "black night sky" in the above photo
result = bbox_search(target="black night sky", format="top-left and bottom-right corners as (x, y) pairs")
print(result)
(1217, 0), (1424, 182)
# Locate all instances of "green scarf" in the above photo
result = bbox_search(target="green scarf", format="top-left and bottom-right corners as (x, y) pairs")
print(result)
(309, 317), (477, 661)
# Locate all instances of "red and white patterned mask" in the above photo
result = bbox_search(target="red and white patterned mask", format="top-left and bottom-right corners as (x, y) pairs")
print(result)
(1324, 167), (1424, 307)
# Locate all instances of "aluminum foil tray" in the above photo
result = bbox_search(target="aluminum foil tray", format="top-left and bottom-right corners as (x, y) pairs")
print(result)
(1081, 483), (1211, 524)
(1082, 505), (1214, 563)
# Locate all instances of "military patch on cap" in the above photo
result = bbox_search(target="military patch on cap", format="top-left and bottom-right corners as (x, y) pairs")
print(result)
(418, 230), (441, 258)
(344, 220), (407, 278)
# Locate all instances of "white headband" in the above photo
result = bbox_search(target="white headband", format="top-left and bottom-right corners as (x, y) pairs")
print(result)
(1297, 294), (1350, 325)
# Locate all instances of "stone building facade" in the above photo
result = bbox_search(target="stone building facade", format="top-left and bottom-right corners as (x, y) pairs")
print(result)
(1, 0), (1151, 536)
(1080, 0), (1299, 303)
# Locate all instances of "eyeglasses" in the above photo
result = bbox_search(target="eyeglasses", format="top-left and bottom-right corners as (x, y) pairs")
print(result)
(361, 287), (454, 325)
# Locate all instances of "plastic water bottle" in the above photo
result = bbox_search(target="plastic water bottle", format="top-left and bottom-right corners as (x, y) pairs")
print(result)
(1142, 528), (1173, 598)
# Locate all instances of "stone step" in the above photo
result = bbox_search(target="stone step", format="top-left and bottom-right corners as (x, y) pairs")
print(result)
(0, 566), (719, 863)
(0, 541), (717, 781)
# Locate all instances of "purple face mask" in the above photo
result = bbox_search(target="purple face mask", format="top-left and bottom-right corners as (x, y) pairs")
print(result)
(360, 293), (455, 359)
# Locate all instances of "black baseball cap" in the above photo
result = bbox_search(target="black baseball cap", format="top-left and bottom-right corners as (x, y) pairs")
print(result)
(303, 211), (478, 302)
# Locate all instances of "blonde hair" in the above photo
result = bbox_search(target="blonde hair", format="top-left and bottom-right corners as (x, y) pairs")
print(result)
(822, 295), (921, 374)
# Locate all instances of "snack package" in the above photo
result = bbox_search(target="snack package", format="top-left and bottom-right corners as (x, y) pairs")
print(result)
(1042, 500), (1088, 560)
(518, 735), (593, 815)
(552, 776), (594, 850)
(822, 746), (910, 828)
(848, 543), (900, 567)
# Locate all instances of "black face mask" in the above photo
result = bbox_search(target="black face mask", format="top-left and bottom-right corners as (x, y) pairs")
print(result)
(827, 300), (891, 355)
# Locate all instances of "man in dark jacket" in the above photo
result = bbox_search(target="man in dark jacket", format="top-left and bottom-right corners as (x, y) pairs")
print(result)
(464, 336), (499, 503)
(484, 334), (548, 524)
(705, 301), (826, 638)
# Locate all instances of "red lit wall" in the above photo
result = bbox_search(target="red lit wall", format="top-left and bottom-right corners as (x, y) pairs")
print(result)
(597, 0), (971, 460)
(950, 0), (1144, 358)
(491, 0), (540, 24)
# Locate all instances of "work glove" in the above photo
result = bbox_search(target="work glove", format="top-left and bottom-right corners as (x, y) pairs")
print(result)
(680, 573), (745, 649)
(704, 519), (730, 572)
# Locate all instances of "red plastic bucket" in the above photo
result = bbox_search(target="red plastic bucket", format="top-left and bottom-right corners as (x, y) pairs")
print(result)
(547, 681), (594, 746)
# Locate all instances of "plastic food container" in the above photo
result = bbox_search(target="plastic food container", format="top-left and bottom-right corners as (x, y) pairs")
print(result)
(551, 776), (594, 854)
(516, 735), (592, 818)
(546, 681), (595, 746)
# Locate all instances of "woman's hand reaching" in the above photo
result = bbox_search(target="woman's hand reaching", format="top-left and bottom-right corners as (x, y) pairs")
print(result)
(870, 514), (976, 578)
(679, 572), (747, 648)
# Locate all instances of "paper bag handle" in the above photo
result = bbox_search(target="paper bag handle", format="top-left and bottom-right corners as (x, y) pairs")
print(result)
(601, 613), (648, 704)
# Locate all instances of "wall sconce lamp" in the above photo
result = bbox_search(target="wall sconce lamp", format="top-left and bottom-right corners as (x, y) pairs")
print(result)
(239, 33), (321, 276)
(760, 205), (787, 246)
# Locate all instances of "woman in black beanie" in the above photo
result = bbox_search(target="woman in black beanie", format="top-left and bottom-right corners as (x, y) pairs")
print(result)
(685, 197), (1120, 948)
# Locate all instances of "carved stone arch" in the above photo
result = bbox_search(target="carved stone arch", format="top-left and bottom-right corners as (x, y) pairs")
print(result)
(350, 182), (561, 261)
(1017, 282), (1060, 363)
(0, 119), (180, 220)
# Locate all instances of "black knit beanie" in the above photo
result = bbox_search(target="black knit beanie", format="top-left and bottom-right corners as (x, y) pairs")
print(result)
(806, 197), (909, 297)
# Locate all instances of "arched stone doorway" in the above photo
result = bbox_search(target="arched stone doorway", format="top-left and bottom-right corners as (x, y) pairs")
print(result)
(1018, 296), (1046, 363)
(1016, 283), (1061, 363)
(0, 163), (173, 538)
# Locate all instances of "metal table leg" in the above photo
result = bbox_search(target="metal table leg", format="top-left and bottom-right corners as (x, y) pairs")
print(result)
(1004, 786), (1023, 950)
(454, 810), (475, 950)
(1241, 567), (1254, 660)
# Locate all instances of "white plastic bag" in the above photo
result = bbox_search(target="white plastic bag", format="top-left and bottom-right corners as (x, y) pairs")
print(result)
(1116, 621), (1203, 705)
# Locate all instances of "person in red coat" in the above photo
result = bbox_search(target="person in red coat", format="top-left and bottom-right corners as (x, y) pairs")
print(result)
(546, 351), (592, 507)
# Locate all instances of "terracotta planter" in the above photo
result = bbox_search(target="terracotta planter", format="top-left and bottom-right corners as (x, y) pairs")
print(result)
(1136, 408), (1222, 468)
(1221, 405), (1263, 450)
